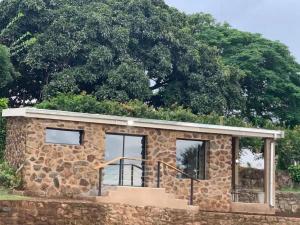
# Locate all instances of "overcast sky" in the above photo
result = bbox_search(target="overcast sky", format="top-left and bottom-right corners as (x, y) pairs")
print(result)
(165, 0), (300, 63)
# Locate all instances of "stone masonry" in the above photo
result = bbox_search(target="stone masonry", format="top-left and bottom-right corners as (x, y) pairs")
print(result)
(1, 199), (300, 225)
(5, 117), (232, 212)
(276, 192), (300, 216)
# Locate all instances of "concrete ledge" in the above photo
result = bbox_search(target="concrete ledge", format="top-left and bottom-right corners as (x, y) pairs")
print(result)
(231, 202), (276, 215)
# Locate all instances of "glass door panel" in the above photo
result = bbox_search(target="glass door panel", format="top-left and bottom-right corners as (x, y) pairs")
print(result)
(123, 136), (144, 186)
(103, 134), (123, 185)
(103, 134), (145, 186)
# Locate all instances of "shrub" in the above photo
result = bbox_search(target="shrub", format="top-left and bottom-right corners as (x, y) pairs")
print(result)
(37, 94), (250, 126)
(0, 161), (22, 188)
(288, 164), (300, 183)
(277, 126), (300, 170)
(0, 98), (8, 161)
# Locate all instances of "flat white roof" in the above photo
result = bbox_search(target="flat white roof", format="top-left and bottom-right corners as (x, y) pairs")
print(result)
(2, 108), (284, 139)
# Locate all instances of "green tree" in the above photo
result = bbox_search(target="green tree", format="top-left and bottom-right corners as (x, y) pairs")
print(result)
(0, 45), (15, 88)
(277, 126), (300, 170)
(189, 13), (300, 126)
(0, 98), (8, 161)
(0, 0), (243, 115)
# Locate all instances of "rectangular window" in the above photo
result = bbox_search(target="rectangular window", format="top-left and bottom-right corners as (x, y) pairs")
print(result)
(176, 139), (207, 180)
(45, 128), (83, 145)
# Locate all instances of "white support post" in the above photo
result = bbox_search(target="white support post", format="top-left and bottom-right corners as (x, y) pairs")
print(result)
(269, 141), (276, 207)
(264, 139), (276, 207)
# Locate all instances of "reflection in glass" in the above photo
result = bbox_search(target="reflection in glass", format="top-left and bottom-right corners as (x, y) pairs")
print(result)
(176, 140), (206, 179)
(45, 128), (82, 145)
(103, 135), (124, 185)
(103, 134), (145, 186)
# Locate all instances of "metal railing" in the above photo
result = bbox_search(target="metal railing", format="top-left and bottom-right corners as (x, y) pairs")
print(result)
(95, 157), (201, 205)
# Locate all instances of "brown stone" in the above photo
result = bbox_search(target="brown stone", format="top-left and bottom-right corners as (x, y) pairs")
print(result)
(33, 165), (42, 171)
(79, 179), (89, 186)
(53, 177), (60, 188)
(87, 155), (95, 162)
(42, 167), (52, 173)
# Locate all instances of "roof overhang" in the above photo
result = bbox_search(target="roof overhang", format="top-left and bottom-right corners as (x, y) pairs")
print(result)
(2, 108), (284, 139)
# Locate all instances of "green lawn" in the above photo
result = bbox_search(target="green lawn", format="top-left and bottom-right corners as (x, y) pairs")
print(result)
(0, 188), (30, 200)
(280, 187), (300, 193)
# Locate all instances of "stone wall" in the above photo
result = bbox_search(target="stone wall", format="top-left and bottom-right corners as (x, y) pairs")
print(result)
(5, 117), (232, 212)
(238, 167), (293, 190)
(238, 167), (264, 189)
(0, 199), (300, 225)
(276, 192), (300, 216)
(5, 117), (27, 168)
(277, 171), (293, 189)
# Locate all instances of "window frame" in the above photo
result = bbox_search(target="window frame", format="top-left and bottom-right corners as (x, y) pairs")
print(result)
(45, 128), (84, 145)
(176, 138), (209, 180)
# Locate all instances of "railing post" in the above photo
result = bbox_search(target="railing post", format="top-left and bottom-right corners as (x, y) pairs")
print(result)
(119, 159), (123, 186)
(131, 164), (134, 186)
(190, 178), (194, 205)
(157, 161), (161, 188)
(98, 168), (103, 196)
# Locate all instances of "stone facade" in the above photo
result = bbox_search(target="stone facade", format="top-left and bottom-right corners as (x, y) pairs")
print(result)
(5, 117), (232, 211)
(5, 117), (27, 168)
(276, 192), (300, 216)
(1, 199), (300, 225)
(238, 167), (293, 190)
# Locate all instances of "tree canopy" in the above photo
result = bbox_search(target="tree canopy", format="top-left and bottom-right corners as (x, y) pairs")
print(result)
(0, 0), (243, 115)
(0, 45), (15, 88)
(188, 13), (300, 126)
(1, 1), (300, 126)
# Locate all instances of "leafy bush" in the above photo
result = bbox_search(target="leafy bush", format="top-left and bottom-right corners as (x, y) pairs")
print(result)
(288, 165), (300, 183)
(0, 162), (21, 188)
(0, 98), (8, 161)
(37, 94), (250, 127)
(277, 126), (300, 170)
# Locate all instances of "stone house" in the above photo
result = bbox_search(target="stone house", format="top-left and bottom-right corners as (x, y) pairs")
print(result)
(2, 108), (284, 214)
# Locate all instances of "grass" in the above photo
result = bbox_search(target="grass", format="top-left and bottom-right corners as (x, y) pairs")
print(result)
(280, 187), (300, 193)
(0, 188), (30, 200)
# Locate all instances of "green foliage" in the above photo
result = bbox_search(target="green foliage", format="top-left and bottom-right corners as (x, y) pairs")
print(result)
(277, 126), (300, 170)
(288, 165), (300, 183)
(0, 45), (16, 88)
(0, 162), (21, 188)
(37, 94), (250, 127)
(0, 98), (8, 161)
(0, 0), (243, 114)
(189, 13), (300, 126)
(1, 0), (299, 126)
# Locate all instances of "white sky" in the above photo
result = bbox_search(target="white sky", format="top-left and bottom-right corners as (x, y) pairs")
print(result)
(165, 0), (300, 63)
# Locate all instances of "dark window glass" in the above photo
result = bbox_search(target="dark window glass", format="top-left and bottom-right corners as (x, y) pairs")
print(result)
(176, 140), (207, 179)
(45, 128), (82, 145)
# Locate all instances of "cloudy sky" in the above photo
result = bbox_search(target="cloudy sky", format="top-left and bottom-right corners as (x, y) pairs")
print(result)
(165, 0), (300, 63)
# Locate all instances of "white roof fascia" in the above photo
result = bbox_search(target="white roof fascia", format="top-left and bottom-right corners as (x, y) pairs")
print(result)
(2, 108), (284, 139)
